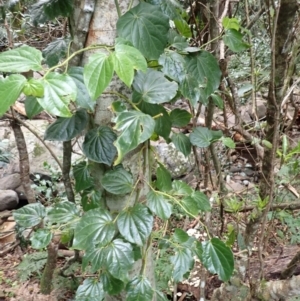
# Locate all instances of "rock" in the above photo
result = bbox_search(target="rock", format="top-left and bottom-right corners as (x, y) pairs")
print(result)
(0, 190), (19, 211)
(0, 173), (21, 190)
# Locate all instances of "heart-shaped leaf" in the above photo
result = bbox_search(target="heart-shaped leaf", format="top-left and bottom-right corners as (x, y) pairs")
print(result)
(0, 45), (42, 72)
(38, 72), (77, 117)
(13, 203), (46, 228)
(101, 167), (134, 195)
(133, 69), (178, 104)
(170, 248), (194, 282)
(201, 238), (234, 281)
(100, 272), (125, 295)
(73, 208), (115, 250)
(147, 0), (183, 20)
(114, 111), (155, 164)
(190, 127), (220, 148)
(0, 74), (27, 116)
(156, 162), (172, 192)
(47, 201), (80, 224)
(84, 52), (114, 100)
(170, 108), (191, 127)
(171, 132), (191, 157)
(191, 191), (211, 212)
(82, 126), (117, 165)
(42, 38), (68, 67)
(30, 229), (52, 249)
(117, 2), (169, 60)
(75, 279), (105, 301)
(23, 78), (44, 97)
(73, 161), (94, 192)
(223, 29), (250, 53)
(44, 109), (88, 141)
(172, 180), (193, 196)
(25, 96), (44, 119)
(147, 190), (172, 220)
(117, 204), (153, 245)
(126, 276), (153, 301)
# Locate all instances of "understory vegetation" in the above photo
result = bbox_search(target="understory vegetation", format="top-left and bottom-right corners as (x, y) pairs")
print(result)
(1, 0), (300, 300)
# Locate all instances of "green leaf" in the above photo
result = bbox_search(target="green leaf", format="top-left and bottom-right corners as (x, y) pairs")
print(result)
(13, 203), (46, 228)
(186, 51), (221, 102)
(47, 201), (80, 224)
(156, 290), (169, 301)
(172, 180), (193, 196)
(75, 279), (105, 301)
(126, 276), (153, 301)
(170, 108), (191, 127)
(84, 52), (114, 100)
(104, 239), (135, 279)
(211, 93), (224, 109)
(44, 109), (88, 141)
(201, 238), (234, 281)
(38, 72), (76, 117)
(191, 191), (211, 212)
(158, 51), (186, 83)
(30, 229), (52, 249)
(147, 0), (183, 20)
(0, 45), (42, 72)
(73, 208), (115, 250)
(25, 96), (44, 119)
(101, 167), (133, 195)
(82, 126), (117, 165)
(42, 38), (68, 67)
(174, 19), (192, 38)
(221, 137), (235, 149)
(67, 66), (95, 110)
(156, 162), (172, 192)
(30, 1), (49, 25)
(182, 196), (199, 216)
(112, 44), (147, 87)
(23, 78), (44, 98)
(82, 244), (107, 273)
(223, 29), (251, 53)
(179, 73), (201, 106)
(222, 17), (240, 30)
(73, 161), (93, 192)
(114, 111), (155, 164)
(100, 272), (124, 295)
(171, 132), (191, 157)
(173, 228), (190, 244)
(81, 190), (103, 212)
(170, 248), (194, 282)
(0, 74), (27, 116)
(116, 2), (169, 60)
(117, 204), (153, 245)
(168, 30), (189, 50)
(147, 190), (172, 220)
(133, 69), (178, 104)
(43, 0), (73, 19)
(190, 127), (221, 148)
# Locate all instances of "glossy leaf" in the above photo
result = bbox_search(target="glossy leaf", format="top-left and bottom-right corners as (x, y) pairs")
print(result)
(221, 137), (236, 149)
(30, 1), (49, 25)
(101, 167), (133, 195)
(73, 208), (115, 250)
(172, 180), (193, 196)
(117, 2), (169, 60)
(47, 201), (80, 224)
(112, 44), (147, 87)
(82, 244), (107, 273)
(158, 51), (186, 82)
(182, 196), (199, 216)
(75, 279), (105, 301)
(73, 161), (93, 192)
(0, 74), (27, 116)
(147, 190), (172, 220)
(117, 204), (153, 245)
(126, 276), (153, 301)
(67, 66), (95, 110)
(81, 190), (103, 212)
(223, 29), (250, 53)
(174, 19), (192, 38)
(170, 248), (194, 282)
(173, 228), (190, 244)
(100, 272), (124, 295)
(43, 0), (73, 19)
(186, 51), (221, 102)
(156, 162), (172, 192)
(44, 109), (88, 141)
(191, 191), (211, 212)
(13, 203), (46, 228)
(84, 52), (114, 100)
(82, 126), (117, 165)
(30, 229), (52, 249)
(211, 93), (224, 109)
(38, 72), (76, 117)
(23, 78), (44, 98)
(171, 132), (191, 157)
(114, 111), (155, 164)
(147, 0), (183, 20)
(190, 127), (222, 148)
(42, 38), (68, 67)
(179, 73), (201, 106)
(170, 108), (191, 127)
(0, 45), (42, 72)
(201, 238), (234, 281)
(25, 96), (44, 119)
(133, 69), (178, 104)
(222, 17), (240, 30)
